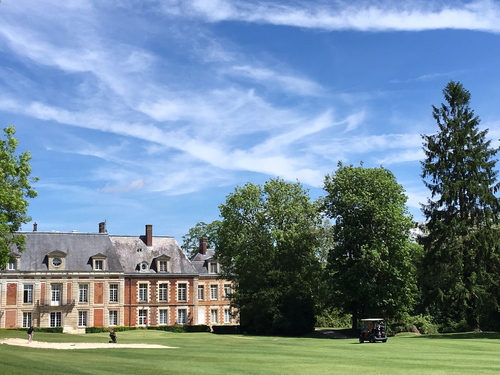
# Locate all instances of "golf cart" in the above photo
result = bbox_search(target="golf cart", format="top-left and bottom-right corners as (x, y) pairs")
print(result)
(359, 318), (387, 343)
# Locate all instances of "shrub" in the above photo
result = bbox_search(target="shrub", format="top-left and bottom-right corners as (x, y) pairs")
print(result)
(85, 327), (109, 334)
(439, 319), (469, 333)
(315, 308), (351, 329)
(212, 325), (241, 334)
(388, 314), (439, 336)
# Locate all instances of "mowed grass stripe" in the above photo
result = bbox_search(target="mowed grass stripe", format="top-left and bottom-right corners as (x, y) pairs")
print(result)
(1, 330), (500, 374)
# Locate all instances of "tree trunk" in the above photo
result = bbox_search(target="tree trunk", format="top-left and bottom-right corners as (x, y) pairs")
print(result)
(351, 302), (358, 331)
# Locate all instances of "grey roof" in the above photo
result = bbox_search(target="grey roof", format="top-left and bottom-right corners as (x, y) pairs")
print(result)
(110, 235), (197, 274)
(11, 232), (123, 272)
(190, 249), (216, 274)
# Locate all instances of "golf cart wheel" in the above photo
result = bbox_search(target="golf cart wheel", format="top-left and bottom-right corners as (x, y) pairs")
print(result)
(382, 339), (387, 343)
(359, 336), (364, 343)
(369, 337), (375, 343)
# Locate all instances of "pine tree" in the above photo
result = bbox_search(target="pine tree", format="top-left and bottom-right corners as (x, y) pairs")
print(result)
(420, 81), (500, 330)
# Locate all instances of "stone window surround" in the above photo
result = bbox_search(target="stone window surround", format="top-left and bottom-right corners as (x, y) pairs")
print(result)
(138, 307), (149, 326)
(138, 282), (150, 303)
(158, 308), (169, 325)
(176, 281), (189, 303)
(91, 253), (107, 271)
(155, 254), (171, 273)
(176, 307), (188, 325)
(158, 282), (170, 302)
(47, 250), (67, 271)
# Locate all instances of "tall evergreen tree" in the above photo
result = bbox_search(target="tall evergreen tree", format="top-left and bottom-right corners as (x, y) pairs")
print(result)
(420, 81), (500, 330)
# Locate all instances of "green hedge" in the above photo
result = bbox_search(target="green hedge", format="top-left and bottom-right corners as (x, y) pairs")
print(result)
(86, 325), (210, 334)
(3, 327), (63, 333)
(212, 325), (241, 334)
(146, 325), (210, 333)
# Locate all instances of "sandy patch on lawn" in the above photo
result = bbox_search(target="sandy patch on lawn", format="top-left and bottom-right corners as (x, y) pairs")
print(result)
(0, 338), (176, 350)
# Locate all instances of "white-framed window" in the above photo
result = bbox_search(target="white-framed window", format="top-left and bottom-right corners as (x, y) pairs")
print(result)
(138, 309), (148, 326)
(177, 283), (187, 302)
(224, 309), (231, 324)
(79, 284), (88, 303)
(94, 260), (103, 270)
(211, 309), (218, 324)
(159, 261), (168, 272)
(23, 312), (32, 328)
(158, 284), (168, 302)
(50, 312), (62, 327)
(159, 309), (168, 325)
(138, 283), (148, 302)
(210, 285), (218, 300)
(198, 285), (204, 301)
(177, 309), (187, 325)
(7, 262), (16, 270)
(109, 284), (118, 302)
(209, 262), (218, 274)
(109, 311), (118, 326)
(23, 285), (33, 303)
(224, 284), (232, 299)
(78, 311), (87, 327)
(51, 284), (62, 306)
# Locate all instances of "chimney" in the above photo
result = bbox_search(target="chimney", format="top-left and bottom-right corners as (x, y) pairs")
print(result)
(33, 222), (37, 232)
(146, 224), (153, 246)
(99, 222), (106, 233)
(199, 237), (207, 255)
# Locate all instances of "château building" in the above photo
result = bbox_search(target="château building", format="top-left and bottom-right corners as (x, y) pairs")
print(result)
(0, 223), (234, 333)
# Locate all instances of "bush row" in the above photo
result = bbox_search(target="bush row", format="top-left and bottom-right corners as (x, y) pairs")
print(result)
(2, 327), (63, 333)
(85, 325), (210, 334)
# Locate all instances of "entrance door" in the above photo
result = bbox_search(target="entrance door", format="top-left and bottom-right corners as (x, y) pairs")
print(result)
(51, 284), (62, 306)
(198, 307), (206, 325)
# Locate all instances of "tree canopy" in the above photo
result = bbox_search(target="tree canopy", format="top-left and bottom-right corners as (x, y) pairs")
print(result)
(0, 126), (38, 268)
(216, 178), (323, 336)
(420, 81), (500, 330)
(323, 162), (418, 330)
(181, 220), (221, 257)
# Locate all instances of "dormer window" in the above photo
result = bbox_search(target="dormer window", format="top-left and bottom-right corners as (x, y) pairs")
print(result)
(6, 252), (21, 271)
(155, 255), (171, 273)
(209, 262), (218, 274)
(140, 261), (149, 272)
(91, 253), (107, 271)
(7, 262), (16, 270)
(47, 250), (67, 271)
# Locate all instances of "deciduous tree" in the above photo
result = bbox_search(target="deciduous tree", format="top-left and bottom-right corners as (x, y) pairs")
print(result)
(181, 220), (221, 257)
(0, 126), (38, 268)
(420, 81), (500, 330)
(216, 178), (322, 336)
(323, 162), (418, 330)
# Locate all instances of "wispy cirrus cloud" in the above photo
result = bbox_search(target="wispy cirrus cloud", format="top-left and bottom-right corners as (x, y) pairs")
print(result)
(0, 0), (431, 200)
(161, 0), (500, 33)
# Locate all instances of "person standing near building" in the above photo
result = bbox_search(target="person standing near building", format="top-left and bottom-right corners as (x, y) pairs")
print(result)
(27, 325), (34, 343)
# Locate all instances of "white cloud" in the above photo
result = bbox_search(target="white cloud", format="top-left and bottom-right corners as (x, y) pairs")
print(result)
(162, 0), (500, 33)
(230, 65), (324, 96)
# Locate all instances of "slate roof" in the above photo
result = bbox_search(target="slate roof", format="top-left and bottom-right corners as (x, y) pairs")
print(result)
(10, 232), (123, 272)
(110, 235), (197, 274)
(190, 248), (216, 274)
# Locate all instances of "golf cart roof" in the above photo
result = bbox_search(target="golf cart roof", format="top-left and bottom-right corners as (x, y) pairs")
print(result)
(361, 318), (384, 322)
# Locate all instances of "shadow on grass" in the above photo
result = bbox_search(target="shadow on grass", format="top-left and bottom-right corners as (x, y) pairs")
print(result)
(409, 331), (500, 340)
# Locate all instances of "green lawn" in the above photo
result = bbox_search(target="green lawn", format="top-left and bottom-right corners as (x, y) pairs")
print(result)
(1, 330), (500, 374)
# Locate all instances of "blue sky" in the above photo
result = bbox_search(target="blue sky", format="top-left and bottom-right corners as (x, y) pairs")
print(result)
(1, 0), (500, 242)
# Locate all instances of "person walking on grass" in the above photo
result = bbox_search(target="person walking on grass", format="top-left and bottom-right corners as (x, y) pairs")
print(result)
(27, 325), (34, 343)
